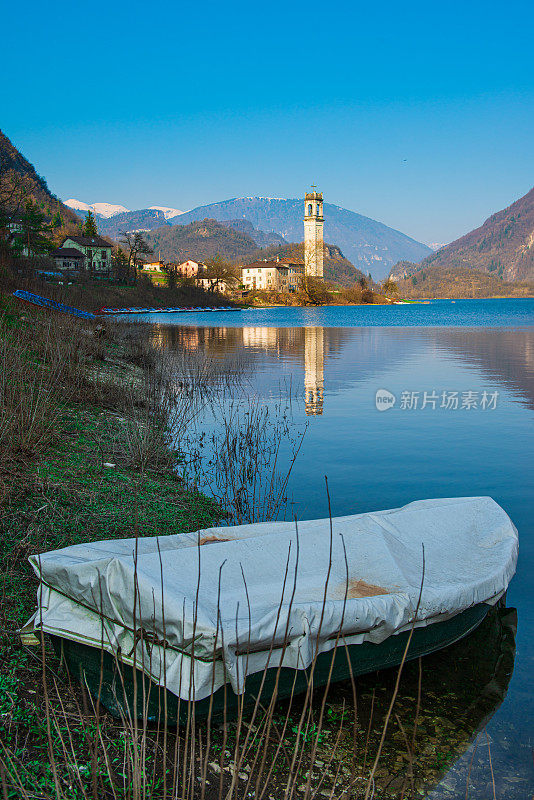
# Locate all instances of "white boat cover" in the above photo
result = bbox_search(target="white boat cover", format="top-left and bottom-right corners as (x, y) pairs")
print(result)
(26, 497), (518, 701)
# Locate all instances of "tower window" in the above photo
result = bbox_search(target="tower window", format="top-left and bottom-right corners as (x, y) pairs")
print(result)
(307, 204), (312, 216)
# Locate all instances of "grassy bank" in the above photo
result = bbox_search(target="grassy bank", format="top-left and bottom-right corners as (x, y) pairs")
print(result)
(0, 298), (225, 794)
(2, 260), (237, 312)
(0, 295), (221, 619)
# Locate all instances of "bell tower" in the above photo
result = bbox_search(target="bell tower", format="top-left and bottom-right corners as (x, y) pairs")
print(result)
(304, 188), (324, 278)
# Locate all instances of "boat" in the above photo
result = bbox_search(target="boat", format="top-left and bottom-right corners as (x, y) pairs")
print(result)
(24, 497), (517, 723)
(13, 290), (98, 320)
(97, 306), (242, 314)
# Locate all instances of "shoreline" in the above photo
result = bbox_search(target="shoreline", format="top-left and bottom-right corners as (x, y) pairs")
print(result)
(0, 299), (221, 659)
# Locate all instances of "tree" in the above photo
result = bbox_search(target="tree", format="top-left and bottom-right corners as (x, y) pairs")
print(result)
(119, 231), (153, 284)
(299, 275), (332, 305)
(203, 254), (239, 293)
(112, 247), (130, 283)
(166, 271), (178, 291)
(12, 200), (54, 256)
(83, 210), (98, 237)
(0, 152), (33, 257)
(381, 279), (398, 296)
(0, 152), (30, 221)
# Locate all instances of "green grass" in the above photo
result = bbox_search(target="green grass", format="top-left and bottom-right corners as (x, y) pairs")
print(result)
(0, 332), (223, 797)
(0, 402), (220, 631)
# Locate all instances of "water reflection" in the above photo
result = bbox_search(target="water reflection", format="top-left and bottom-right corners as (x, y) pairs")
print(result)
(330, 603), (518, 798)
(149, 324), (534, 413)
(304, 327), (324, 415)
(146, 320), (533, 797)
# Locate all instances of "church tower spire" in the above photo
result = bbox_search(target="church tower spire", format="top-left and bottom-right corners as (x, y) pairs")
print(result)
(304, 188), (324, 278)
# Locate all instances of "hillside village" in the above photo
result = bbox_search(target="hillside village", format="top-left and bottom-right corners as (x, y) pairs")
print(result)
(1, 130), (387, 305)
(1, 127), (533, 303)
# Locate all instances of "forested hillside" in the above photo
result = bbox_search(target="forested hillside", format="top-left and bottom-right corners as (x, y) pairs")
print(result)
(144, 219), (260, 262)
(0, 130), (79, 227)
(391, 186), (534, 288)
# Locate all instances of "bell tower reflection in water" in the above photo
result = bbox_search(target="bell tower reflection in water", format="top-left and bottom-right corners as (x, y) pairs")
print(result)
(304, 327), (324, 415)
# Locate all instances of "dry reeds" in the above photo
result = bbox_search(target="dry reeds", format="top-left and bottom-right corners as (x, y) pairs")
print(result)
(192, 397), (307, 525)
(0, 514), (430, 800)
(0, 313), (95, 454)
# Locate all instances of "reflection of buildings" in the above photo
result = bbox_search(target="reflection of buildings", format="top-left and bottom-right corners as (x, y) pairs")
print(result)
(148, 323), (342, 416)
(242, 327), (280, 350)
(146, 323), (534, 418)
(304, 327), (324, 415)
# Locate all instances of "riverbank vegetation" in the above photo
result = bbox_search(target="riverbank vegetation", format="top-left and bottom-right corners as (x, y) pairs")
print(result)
(244, 279), (390, 308)
(392, 264), (534, 299)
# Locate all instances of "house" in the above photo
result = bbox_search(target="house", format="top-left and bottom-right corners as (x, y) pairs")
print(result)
(140, 260), (165, 272)
(174, 260), (208, 278)
(61, 235), (113, 277)
(241, 261), (303, 292)
(195, 275), (240, 295)
(51, 247), (86, 277)
(3, 219), (30, 255)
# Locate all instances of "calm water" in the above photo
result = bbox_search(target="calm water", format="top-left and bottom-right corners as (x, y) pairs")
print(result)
(139, 299), (534, 797)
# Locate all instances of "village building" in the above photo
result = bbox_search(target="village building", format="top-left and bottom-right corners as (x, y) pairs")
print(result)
(50, 247), (86, 277)
(140, 260), (165, 272)
(61, 234), (113, 277)
(195, 275), (240, 294)
(241, 260), (303, 292)
(174, 259), (208, 278)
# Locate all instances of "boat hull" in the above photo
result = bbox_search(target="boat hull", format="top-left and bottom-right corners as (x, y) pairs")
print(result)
(50, 602), (490, 724)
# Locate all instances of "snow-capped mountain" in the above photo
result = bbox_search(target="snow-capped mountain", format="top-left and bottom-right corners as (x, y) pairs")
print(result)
(64, 199), (130, 218)
(64, 195), (432, 278)
(91, 202), (130, 217)
(148, 206), (184, 219)
(64, 199), (91, 212)
(65, 199), (183, 221)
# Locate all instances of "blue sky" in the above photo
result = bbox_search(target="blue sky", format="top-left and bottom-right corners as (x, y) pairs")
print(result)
(3, 0), (533, 245)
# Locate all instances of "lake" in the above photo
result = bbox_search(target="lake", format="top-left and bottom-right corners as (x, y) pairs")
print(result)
(136, 299), (534, 798)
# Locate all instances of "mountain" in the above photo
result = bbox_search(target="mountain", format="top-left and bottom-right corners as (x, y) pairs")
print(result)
(65, 199), (184, 226)
(148, 206), (184, 219)
(144, 218), (261, 262)
(219, 219), (287, 248)
(0, 130), (79, 225)
(391, 264), (533, 299)
(81, 207), (185, 236)
(143, 219), (363, 285)
(170, 197), (432, 279)
(64, 199), (130, 218)
(322, 244), (367, 285)
(62, 195), (431, 278)
(97, 208), (174, 235)
(391, 187), (534, 285)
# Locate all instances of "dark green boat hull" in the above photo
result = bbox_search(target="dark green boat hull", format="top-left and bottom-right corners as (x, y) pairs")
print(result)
(50, 602), (490, 724)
